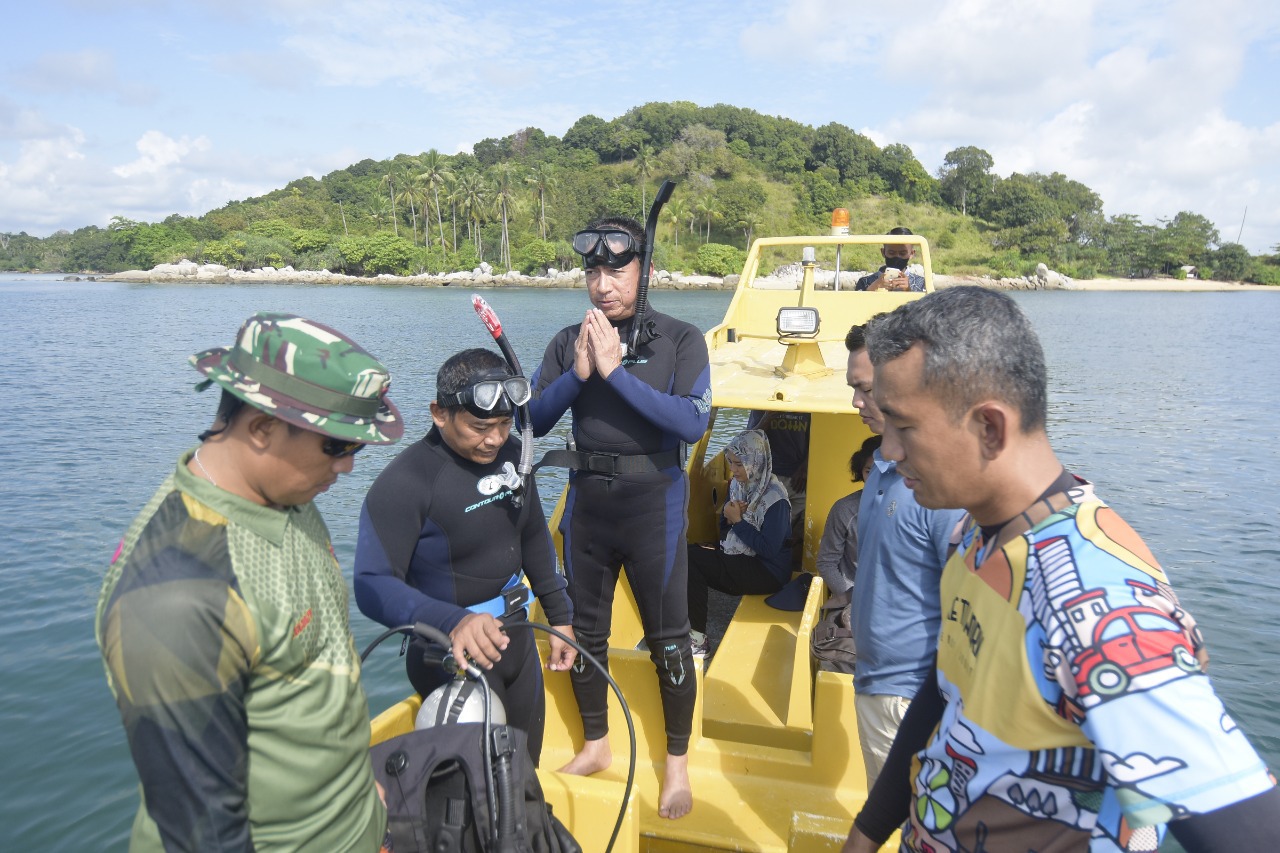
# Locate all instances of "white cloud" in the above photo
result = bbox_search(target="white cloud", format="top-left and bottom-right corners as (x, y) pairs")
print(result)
(113, 131), (212, 179)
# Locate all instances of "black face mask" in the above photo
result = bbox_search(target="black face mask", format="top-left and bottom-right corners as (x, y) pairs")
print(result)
(884, 255), (910, 271)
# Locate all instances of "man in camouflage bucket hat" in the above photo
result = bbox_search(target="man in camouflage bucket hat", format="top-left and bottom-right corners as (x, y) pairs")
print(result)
(96, 311), (400, 851)
(191, 311), (403, 445)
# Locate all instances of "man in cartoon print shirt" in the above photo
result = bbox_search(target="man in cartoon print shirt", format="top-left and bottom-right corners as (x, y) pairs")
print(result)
(355, 347), (576, 766)
(843, 287), (1280, 852)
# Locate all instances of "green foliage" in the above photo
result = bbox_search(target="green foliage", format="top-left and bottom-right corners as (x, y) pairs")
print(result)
(1174, 267), (1188, 280)
(694, 243), (745, 277)
(453, 241), (480, 271)
(938, 146), (995, 216)
(1246, 261), (1280, 286)
(1211, 243), (1250, 281)
(715, 180), (768, 229)
(241, 234), (291, 269)
(335, 234), (416, 275)
(202, 238), (248, 268)
(515, 239), (557, 275)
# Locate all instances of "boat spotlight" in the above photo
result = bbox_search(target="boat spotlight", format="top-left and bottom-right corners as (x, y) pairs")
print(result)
(777, 306), (820, 339)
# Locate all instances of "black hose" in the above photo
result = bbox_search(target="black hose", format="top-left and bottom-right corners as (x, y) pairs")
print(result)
(491, 726), (520, 852)
(361, 619), (636, 853)
(630, 180), (675, 355)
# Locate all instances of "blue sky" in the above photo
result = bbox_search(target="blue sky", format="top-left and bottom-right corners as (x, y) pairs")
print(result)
(4, 0), (1279, 252)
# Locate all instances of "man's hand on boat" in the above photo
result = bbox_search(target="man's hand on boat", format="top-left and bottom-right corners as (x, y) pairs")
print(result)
(545, 625), (578, 672)
(450, 613), (510, 669)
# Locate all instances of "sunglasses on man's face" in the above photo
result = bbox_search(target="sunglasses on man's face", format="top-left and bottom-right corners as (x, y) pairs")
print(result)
(322, 437), (366, 458)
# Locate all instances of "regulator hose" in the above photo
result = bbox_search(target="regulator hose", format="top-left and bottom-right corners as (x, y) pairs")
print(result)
(361, 618), (636, 853)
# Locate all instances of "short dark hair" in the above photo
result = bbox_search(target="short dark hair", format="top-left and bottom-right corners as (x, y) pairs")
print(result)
(845, 323), (867, 353)
(887, 226), (913, 237)
(865, 286), (1048, 432)
(198, 389), (248, 441)
(584, 215), (645, 254)
(850, 434), (882, 482)
(435, 348), (510, 410)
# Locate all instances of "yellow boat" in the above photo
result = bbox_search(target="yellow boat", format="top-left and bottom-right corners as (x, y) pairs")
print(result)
(371, 226), (935, 852)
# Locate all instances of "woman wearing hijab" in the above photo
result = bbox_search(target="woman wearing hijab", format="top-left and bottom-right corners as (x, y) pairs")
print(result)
(687, 429), (792, 656)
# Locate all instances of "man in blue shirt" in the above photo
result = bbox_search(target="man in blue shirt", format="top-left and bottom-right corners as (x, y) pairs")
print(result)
(845, 323), (965, 788)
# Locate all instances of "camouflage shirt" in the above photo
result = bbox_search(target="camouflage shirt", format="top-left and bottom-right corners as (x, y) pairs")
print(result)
(97, 450), (385, 852)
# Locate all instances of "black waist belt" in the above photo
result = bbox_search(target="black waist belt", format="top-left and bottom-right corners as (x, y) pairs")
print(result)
(534, 447), (682, 476)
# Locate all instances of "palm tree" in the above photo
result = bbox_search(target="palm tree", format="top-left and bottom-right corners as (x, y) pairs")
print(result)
(525, 163), (557, 241)
(380, 173), (399, 237)
(418, 149), (451, 250)
(490, 162), (519, 271)
(694, 195), (721, 243)
(399, 164), (424, 246)
(738, 211), (763, 248)
(366, 195), (393, 232)
(633, 143), (655, 215)
(665, 199), (688, 251)
(455, 170), (492, 261)
(444, 172), (460, 252)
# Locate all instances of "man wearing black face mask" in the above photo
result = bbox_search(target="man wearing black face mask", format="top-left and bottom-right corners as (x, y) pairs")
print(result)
(855, 226), (926, 292)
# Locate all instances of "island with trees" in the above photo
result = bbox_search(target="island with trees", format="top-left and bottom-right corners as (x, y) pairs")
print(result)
(2, 101), (1275, 286)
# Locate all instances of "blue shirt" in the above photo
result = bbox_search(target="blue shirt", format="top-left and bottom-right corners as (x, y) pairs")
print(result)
(852, 451), (966, 696)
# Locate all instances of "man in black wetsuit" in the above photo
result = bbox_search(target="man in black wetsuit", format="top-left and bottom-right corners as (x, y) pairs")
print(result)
(355, 348), (576, 765)
(528, 215), (712, 819)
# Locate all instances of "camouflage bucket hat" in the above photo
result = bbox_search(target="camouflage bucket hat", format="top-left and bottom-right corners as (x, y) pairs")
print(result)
(191, 312), (404, 445)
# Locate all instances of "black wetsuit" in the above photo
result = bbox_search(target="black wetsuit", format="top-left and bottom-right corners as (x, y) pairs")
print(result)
(354, 428), (573, 763)
(529, 308), (711, 756)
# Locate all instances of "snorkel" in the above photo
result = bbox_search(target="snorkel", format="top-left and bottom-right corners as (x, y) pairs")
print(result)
(471, 294), (533, 507)
(630, 179), (676, 356)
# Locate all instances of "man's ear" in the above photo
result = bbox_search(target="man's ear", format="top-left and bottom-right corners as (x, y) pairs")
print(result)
(243, 410), (280, 451)
(973, 402), (1010, 460)
(429, 401), (451, 429)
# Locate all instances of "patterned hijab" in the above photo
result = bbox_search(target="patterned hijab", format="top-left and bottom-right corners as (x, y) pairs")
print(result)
(722, 429), (790, 555)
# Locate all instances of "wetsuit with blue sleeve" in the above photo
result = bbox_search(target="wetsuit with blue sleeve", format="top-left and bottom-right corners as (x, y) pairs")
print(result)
(529, 309), (711, 756)
(354, 427), (573, 763)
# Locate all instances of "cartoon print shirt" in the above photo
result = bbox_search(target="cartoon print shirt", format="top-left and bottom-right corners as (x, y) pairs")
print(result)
(906, 480), (1274, 853)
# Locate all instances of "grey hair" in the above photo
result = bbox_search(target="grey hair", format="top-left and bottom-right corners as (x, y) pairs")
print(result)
(864, 286), (1047, 432)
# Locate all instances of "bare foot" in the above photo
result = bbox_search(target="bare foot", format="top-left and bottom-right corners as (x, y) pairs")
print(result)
(657, 753), (693, 819)
(557, 736), (612, 776)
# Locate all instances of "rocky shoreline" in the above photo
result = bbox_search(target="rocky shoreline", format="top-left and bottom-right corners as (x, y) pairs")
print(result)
(57, 259), (1271, 292)
(80, 259), (1071, 291)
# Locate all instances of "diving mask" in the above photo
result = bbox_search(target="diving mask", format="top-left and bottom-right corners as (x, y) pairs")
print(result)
(439, 371), (532, 417)
(572, 229), (641, 269)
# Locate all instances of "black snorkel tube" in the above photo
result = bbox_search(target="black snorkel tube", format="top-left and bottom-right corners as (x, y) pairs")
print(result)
(471, 294), (533, 508)
(629, 179), (676, 356)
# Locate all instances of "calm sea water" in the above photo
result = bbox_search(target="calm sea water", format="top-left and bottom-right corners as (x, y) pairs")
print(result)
(1, 275), (1276, 849)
